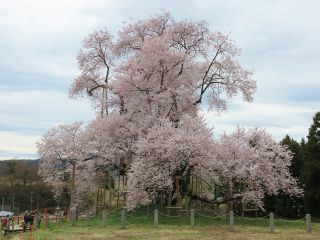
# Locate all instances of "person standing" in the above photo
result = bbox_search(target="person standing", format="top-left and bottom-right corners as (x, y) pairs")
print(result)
(3, 215), (9, 236)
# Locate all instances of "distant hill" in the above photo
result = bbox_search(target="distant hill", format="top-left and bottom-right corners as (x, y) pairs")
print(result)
(0, 159), (39, 176)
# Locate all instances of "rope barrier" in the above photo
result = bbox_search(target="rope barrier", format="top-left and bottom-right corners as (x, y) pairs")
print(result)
(158, 212), (188, 218)
(125, 209), (157, 218)
(233, 213), (270, 220)
(125, 212), (306, 224)
(195, 212), (230, 219)
(98, 210), (125, 218)
(311, 217), (320, 222)
(274, 215), (306, 223)
(125, 213), (152, 219)
(107, 213), (119, 218)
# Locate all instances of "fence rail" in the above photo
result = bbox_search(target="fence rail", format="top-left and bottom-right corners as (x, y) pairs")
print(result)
(65, 209), (315, 233)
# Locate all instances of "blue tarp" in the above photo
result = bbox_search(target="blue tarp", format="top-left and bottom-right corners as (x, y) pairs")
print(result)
(0, 211), (14, 217)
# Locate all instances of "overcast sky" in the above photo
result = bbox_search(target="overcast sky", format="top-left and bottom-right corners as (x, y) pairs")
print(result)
(0, 0), (319, 160)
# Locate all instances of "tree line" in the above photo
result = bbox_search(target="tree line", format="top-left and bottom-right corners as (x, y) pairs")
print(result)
(0, 160), (58, 212)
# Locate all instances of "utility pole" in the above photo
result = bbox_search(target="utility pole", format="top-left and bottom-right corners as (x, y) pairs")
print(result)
(37, 195), (39, 211)
(12, 195), (14, 213)
(30, 192), (33, 211)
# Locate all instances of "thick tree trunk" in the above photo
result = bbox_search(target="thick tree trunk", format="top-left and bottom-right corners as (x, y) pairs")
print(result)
(100, 87), (105, 118)
(70, 163), (76, 208)
(186, 190), (238, 205)
(226, 180), (233, 212)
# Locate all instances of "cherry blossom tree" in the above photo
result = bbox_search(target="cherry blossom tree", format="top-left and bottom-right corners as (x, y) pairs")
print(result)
(125, 124), (302, 210)
(70, 30), (114, 117)
(71, 12), (256, 118)
(214, 128), (303, 211)
(125, 115), (215, 209)
(84, 113), (150, 173)
(38, 12), (302, 211)
(37, 122), (96, 208)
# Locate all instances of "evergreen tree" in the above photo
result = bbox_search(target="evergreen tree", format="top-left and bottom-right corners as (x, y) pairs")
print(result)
(281, 135), (304, 178)
(303, 111), (320, 216)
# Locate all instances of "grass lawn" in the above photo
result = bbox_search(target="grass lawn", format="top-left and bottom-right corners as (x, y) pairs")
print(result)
(1, 210), (319, 240)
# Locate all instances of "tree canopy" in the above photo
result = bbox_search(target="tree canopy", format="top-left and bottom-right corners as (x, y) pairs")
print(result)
(37, 12), (301, 211)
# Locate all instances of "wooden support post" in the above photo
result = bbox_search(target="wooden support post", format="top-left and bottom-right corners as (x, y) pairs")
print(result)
(44, 208), (48, 229)
(160, 190), (163, 210)
(123, 175), (127, 205)
(102, 209), (107, 227)
(71, 209), (76, 226)
(191, 176), (194, 195)
(270, 212), (274, 233)
(121, 210), (125, 229)
(306, 214), (311, 233)
(176, 177), (181, 207)
(241, 202), (244, 217)
(116, 175), (121, 208)
(154, 209), (159, 227)
(11, 217), (14, 231)
(168, 188), (172, 216)
(195, 174), (198, 195)
(96, 188), (100, 215)
(58, 212), (62, 226)
(195, 174), (198, 208)
(103, 183), (106, 209)
(190, 176), (194, 208)
(190, 209), (195, 228)
(108, 173), (112, 212)
(199, 176), (202, 209)
(229, 211), (234, 231)
(86, 210), (91, 226)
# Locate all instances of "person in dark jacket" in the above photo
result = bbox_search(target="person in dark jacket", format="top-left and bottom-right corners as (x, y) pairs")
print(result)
(23, 211), (34, 231)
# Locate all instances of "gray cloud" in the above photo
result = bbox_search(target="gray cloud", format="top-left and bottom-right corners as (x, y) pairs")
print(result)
(0, 0), (319, 158)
